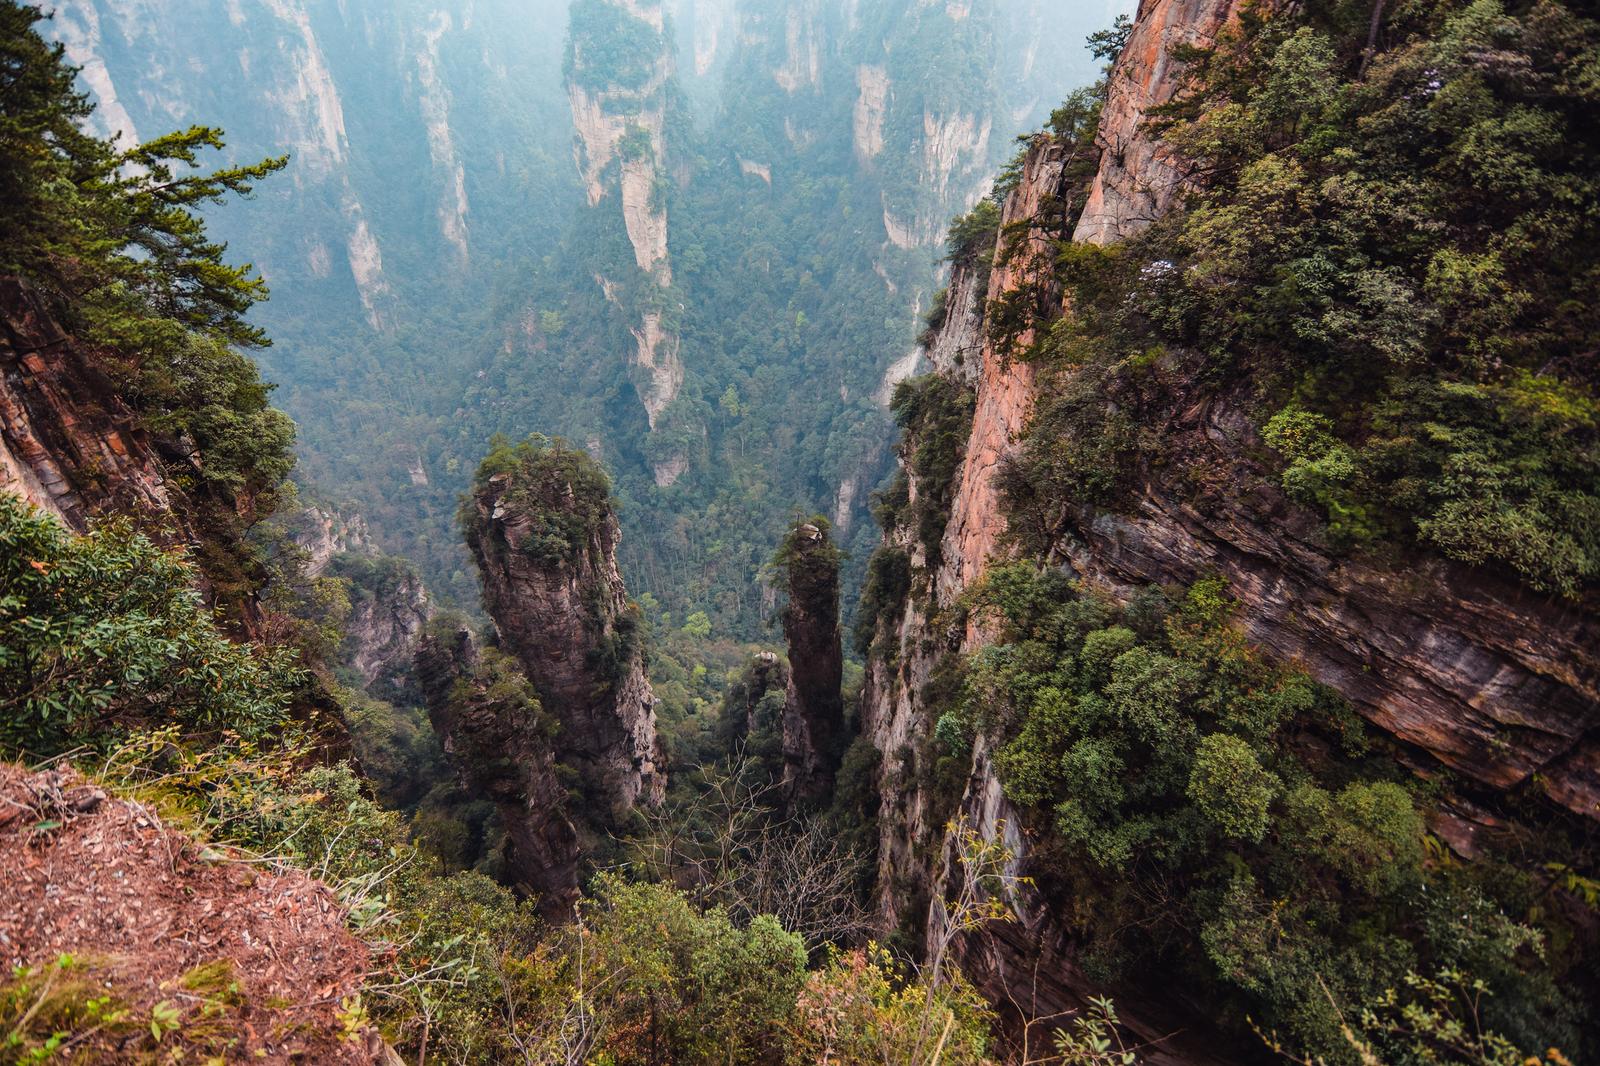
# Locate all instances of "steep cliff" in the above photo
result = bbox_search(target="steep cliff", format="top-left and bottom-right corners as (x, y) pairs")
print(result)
(463, 438), (665, 822)
(567, 0), (686, 480)
(1, 278), (176, 534)
(776, 520), (846, 804)
(0, 278), (285, 639)
(859, 0), (1599, 1055)
(414, 626), (581, 919)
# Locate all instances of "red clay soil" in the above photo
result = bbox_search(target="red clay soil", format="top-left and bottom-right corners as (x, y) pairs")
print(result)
(0, 763), (395, 1063)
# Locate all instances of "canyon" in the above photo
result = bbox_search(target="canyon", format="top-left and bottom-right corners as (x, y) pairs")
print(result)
(6, 0), (1595, 1059)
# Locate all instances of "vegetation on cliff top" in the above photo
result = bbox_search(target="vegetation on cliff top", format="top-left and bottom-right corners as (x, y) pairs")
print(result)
(466, 433), (616, 566)
(1004, 0), (1600, 597)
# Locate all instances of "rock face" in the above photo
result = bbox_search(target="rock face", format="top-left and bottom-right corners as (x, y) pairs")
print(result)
(862, 0), (1597, 1053)
(464, 462), (665, 821)
(567, 0), (685, 460)
(295, 508), (433, 693)
(415, 627), (580, 919)
(778, 521), (846, 804)
(1, 278), (178, 533)
(294, 506), (371, 575)
(1061, 393), (1600, 818)
(0, 277), (276, 639)
(344, 563), (432, 693)
(1073, 0), (1247, 246)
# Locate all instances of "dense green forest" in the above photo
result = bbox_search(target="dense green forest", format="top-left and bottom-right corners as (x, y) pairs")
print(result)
(34, 0), (1106, 637)
(3, 0), (1596, 1063)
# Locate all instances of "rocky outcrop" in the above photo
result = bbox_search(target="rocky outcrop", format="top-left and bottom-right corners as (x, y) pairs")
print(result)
(292, 507), (431, 693)
(1074, 0), (1247, 245)
(415, 627), (580, 918)
(1, 279), (177, 533)
(920, 259), (985, 386)
(566, 0), (685, 448)
(295, 506), (371, 575)
(939, 140), (1071, 592)
(464, 456), (664, 821)
(414, 10), (470, 265)
(771, 2), (824, 93)
(778, 521), (846, 804)
(853, 65), (890, 163)
(344, 562), (432, 693)
(1059, 390), (1600, 819)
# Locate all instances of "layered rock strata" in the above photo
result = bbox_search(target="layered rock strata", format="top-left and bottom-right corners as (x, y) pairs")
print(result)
(1, 278), (177, 532)
(857, 0), (1595, 1052)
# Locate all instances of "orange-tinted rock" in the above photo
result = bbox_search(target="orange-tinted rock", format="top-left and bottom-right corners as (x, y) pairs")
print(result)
(1074, 0), (1248, 246)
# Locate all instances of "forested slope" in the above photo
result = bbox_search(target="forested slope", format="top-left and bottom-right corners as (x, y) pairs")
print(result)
(856, 0), (1599, 1059)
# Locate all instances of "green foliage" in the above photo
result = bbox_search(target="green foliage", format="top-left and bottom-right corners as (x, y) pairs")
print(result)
(771, 515), (844, 616)
(1017, 0), (1600, 595)
(948, 564), (1580, 1062)
(563, 0), (666, 93)
(945, 199), (1001, 267)
(467, 433), (615, 566)
(1, 955), (134, 1063)
(888, 375), (976, 570)
(560, 875), (809, 1063)
(1188, 733), (1280, 843)
(1263, 406), (1379, 546)
(789, 944), (994, 1066)
(854, 546), (911, 655)
(0, 3), (284, 347)
(0, 494), (298, 756)
(0, 2), (292, 509)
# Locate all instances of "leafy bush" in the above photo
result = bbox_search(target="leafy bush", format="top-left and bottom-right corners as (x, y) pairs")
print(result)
(888, 375), (976, 569)
(948, 565), (1580, 1060)
(1, 4), (293, 509)
(790, 944), (993, 1066)
(0, 494), (298, 756)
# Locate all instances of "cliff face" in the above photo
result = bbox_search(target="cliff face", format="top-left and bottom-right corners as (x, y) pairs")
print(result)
(567, 0), (686, 479)
(294, 508), (433, 694)
(1, 279), (177, 534)
(415, 627), (580, 919)
(344, 566), (432, 694)
(861, 0), (1594, 1049)
(778, 522), (846, 804)
(1073, 0), (1245, 245)
(465, 465), (665, 821)
(0, 278), (278, 642)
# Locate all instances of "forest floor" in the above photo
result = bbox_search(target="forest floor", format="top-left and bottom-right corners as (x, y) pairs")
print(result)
(0, 763), (394, 1064)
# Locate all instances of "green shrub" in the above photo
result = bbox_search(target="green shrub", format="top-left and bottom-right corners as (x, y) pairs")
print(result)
(942, 566), (1578, 1060)
(465, 434), (615, 566)
(0, 494), (298, 756)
